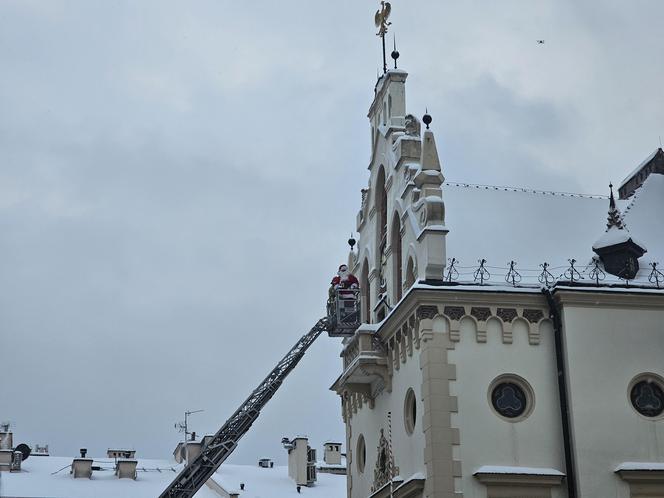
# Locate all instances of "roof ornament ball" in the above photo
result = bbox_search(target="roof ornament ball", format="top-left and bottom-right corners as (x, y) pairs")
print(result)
(422, 109), (432, 129)
(391, 36), (399, 69)
(348, 233), (357, 251)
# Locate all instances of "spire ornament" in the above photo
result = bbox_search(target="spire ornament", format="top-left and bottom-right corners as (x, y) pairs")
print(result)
(606, 183), (624, 230)
(374, 1), (392, 73)
(391, 35), (399, 69)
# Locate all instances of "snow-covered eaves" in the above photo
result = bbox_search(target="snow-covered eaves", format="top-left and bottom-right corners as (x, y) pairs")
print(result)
(615, 462), (664, 472)
(619, 148), (662, 189)
(474, 465), (565, 476)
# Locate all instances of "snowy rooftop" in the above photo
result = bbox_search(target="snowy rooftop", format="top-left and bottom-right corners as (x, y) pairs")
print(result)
(619, 148), (663, 189)
(215, 464), (346, 497)
(1, 456), (346, 498)
(438, 173), (664, 288)
(0, 455), (217, 498)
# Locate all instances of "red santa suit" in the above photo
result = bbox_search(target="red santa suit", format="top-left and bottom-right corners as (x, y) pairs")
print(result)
(331, 265), (359, 299)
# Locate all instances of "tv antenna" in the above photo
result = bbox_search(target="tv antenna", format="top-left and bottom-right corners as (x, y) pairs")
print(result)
(174, 409), (204, 465)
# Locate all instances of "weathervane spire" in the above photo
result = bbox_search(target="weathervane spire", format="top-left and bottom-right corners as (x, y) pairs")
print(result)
(374, 1), (392, 73)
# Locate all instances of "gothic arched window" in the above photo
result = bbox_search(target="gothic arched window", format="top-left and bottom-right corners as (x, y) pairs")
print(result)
(375, 168), (388, 295)
(391, 214), (403, 302)
(361, 260), (370, 324)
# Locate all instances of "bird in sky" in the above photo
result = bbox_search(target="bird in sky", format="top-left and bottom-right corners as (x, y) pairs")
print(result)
(536, 40), (545, 44)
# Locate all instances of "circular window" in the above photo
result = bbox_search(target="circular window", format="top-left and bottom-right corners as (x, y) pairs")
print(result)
(629, 374), (664, 419)
(356, 434), (366, 473)
(404, 388), (417, 435)
(488, 374), (535, 422)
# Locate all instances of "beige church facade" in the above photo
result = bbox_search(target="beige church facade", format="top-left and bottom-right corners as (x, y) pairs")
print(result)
(331, 66), (664, 498)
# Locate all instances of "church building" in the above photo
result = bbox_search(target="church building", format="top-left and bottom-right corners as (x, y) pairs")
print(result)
(331, 12), (664, 498)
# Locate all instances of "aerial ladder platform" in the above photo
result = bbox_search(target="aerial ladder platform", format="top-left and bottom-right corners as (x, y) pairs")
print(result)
(159, 289), (360, 498)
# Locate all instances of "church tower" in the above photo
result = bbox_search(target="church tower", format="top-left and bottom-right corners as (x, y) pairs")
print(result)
(353, 39), (447, 325)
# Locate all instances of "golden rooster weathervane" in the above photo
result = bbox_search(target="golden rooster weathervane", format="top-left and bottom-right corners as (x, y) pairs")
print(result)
(375, 1), (392, 73)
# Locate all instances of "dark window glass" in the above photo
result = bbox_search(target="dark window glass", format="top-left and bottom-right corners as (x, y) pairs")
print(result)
(491, 382), (527, 418)
(630, 380), (664, 418)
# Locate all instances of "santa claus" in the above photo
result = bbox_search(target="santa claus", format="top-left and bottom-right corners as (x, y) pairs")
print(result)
(330, 264), (359, 299)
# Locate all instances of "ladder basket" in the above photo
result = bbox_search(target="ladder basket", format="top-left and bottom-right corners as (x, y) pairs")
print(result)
(327, 288), (361, 337)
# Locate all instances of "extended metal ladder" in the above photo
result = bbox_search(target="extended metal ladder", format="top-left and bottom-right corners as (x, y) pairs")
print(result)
(159, 317), (330, 498)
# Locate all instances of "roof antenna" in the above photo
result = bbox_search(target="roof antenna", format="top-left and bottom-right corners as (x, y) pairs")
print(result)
(659, 135), (662, 148)
(391, 35), (400, 69)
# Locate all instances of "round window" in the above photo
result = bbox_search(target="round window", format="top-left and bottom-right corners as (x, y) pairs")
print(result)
(488, 374), (535, 422)
(629, 374), (664, 419)
(356, 434), (366, 473)
(404, 388), (417, 435)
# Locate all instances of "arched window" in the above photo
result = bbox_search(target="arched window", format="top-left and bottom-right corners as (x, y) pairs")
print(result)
(375, 168), (388, 295)
(361, 260), (370, 323)
(391, 214), (403, 302)
(405, 257), (416, 290)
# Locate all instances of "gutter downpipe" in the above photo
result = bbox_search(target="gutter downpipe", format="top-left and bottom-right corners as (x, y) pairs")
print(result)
(542, 288), (578, 498)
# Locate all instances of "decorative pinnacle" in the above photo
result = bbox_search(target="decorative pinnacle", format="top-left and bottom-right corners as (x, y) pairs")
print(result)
(609, 182), (615, 208)
(391, 35), (399, 69)
(422, 108), (432, 129)
(606, 182), (624, 230)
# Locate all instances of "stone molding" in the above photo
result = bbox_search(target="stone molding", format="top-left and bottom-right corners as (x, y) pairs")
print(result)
(553, 288), (664, 309)
(616, 467), (664, 497)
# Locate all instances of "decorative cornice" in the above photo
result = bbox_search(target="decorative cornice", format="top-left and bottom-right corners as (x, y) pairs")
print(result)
(474, 471), (564, 487)
(553, 288), (664, 309)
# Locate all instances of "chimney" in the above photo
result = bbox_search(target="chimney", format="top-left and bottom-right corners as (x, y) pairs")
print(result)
(323, 442), (342, 465)
(71, 450), (93, 479)
(0, 424), (13, 450)
(0, 449), (13, 472)
(284, 436), (316, 487)
(107, 449), (136, 459)
(115, 458), (138, 479)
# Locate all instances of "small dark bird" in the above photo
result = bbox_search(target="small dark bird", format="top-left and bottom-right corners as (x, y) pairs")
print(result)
(536, 40), (545, 44)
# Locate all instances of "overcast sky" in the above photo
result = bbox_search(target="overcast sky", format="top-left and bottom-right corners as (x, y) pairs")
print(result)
(2, 0), (663, 464)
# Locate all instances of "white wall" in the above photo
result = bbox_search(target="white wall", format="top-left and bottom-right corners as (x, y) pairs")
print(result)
(449, 317), (566, 498)
(562, 304), (664, 498)
(347, 349), (426, 498)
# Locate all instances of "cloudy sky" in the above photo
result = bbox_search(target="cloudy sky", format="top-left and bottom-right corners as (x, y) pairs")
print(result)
(2, 0), (663, 464)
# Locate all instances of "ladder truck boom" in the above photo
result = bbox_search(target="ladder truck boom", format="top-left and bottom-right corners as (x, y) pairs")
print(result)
(159, 317), (330, 498)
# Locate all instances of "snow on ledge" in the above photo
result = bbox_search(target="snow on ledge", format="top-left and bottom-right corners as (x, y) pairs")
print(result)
(474, 465), (565, 476)
(615, 462), (664, 472)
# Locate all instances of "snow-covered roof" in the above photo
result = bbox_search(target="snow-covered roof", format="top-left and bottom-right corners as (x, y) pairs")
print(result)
(3, 456), (347, 498)
(1, 455), (218, 498)
(214, 464), (346, 497)
(439, 173), (664, 287)
(619, 148), (662, 189)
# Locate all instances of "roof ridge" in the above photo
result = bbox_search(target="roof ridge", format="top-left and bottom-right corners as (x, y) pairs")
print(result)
(443, 181), (608, 200)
